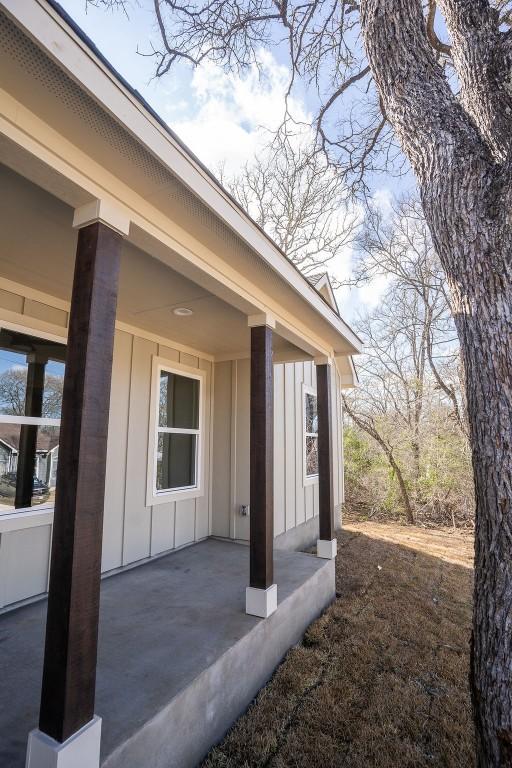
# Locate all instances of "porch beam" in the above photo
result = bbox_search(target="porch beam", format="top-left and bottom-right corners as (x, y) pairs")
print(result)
(246, 321), (277, 618)
(27, 211), (126, 767)
(316, 360), (338, 560)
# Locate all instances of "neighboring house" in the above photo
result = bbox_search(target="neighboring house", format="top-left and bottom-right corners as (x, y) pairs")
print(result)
(0, 425), (59, 488)
(0, 2), (362, 768)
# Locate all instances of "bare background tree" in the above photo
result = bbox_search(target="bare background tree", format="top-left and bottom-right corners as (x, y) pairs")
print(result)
(219, 133), (359, 283)
(0, 369), (63, 419)
(352, 196), (469, 432)
(343, 198), (471, 528)
(94, 0), (512, 763)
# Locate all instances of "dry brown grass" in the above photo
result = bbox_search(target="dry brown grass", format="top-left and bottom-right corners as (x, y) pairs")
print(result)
(203, 522), (475, 768)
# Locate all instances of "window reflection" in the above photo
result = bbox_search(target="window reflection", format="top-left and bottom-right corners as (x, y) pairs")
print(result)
(305, 435), (319, 477)
(159, 371), (199, 430)
(157, 433), (196, 491)
(304, 391), (319, 477)
(156, 368), (201, 493)
(0, 425), (59, 510)
(0, 330), (65, 513)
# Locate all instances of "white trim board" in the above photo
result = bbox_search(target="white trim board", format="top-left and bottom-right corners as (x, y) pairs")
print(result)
(146, 355), (206, 507)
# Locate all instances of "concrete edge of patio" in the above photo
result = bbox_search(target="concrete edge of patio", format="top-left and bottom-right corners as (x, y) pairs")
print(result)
(101, 556), (336, 768)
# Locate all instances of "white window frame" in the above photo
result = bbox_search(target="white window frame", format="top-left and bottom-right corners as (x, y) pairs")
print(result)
(0, 318), (66, 518)
(147, 356), (205, 507)
(303, 383), (319, 487)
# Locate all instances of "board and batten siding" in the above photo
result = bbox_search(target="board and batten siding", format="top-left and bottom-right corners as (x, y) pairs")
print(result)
(0, 277), (344, 610)
(102, 333), (213, 572)
(211, 358), (344, 544)
(0, 280), (213, 608)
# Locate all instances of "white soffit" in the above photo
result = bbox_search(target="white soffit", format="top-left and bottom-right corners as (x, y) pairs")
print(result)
(0, 0), (362, 355)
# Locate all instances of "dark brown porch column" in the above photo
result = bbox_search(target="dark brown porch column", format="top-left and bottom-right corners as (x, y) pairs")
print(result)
(37, 212), (126, 750)
(316, 361), (337, 559)
(246, 316), (277, 618)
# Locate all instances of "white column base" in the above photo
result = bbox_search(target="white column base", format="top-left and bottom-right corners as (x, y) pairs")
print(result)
(246, 584), (278, 618)
(26, 716), (102, 768)
(317, 538), (337, 559)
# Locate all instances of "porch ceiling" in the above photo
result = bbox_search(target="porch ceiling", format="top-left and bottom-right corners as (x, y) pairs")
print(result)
(0, 163), (304, 360)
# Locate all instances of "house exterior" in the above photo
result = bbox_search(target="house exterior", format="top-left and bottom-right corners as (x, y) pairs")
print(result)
(0, 2), (361, 767)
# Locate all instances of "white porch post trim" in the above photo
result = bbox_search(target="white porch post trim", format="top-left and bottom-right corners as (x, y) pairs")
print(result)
(72, 199), (130, 236)
(26, 717), (102, 768)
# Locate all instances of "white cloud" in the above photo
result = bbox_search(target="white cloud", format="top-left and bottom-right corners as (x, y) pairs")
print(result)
(169, 51), (310, 175)
(359, 274), (391, 307)
(164, 52), (388, 322)
(372, 186), (394, 217)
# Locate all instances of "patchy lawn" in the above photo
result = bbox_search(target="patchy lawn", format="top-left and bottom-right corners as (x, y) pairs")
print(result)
(203, 522), (475, 768)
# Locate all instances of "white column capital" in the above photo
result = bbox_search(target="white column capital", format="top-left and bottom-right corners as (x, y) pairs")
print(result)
(73, 200), (130, 237)
(313, 355), (333, 367)
(248, 312), (276, 330)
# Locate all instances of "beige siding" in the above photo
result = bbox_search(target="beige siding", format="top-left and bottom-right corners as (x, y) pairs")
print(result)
(196, 357), (213, 541)
(0, 283), (213, 608)
(0, 524), (51, 608)
(112, 341), (213, 568)
(122, 335), (155, 565)
(273, 364), (286, 536)
(294, 362), (306, 525)
(0, 279), (345, 610)
(232, 359), (250, 541)
(102, 330), (132, 571)
(211, 361), (232, 538)
(23, 299), (67, 328)
(211, 358), (344, 541)
(0, 288), (23, 313)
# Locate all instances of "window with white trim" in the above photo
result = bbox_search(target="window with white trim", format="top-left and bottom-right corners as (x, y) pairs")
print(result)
(304, 386), (319, 481)
(153, 364), (202, 496)
(0, 328), (65, 515)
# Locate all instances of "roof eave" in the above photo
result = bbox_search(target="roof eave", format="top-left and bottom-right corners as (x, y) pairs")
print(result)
(3, 0), (362, 354)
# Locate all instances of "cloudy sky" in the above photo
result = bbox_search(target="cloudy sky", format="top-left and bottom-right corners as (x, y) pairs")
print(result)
(59, 0), (397, 319)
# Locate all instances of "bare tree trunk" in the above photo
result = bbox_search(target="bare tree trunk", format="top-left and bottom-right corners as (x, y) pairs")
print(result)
(411, 377), (423, 503)
(459, 279), (512, 767)
(388, 446), (415, 525)
(360, 1), (512, 763)
(343, 397), (415, 524)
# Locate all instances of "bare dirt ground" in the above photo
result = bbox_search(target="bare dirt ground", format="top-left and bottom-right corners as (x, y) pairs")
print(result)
(203, 522), (475, 768)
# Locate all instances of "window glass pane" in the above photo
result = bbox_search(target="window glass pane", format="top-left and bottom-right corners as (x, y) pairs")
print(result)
(305, 393), (318, 434)
(305, 435), (318, 476)
(156, 432), (196, 490)
(159, 371), (199, 429)
(0, 424), (59, 511)
(43, 361), (65, 419)
(0, 330), (65, 418)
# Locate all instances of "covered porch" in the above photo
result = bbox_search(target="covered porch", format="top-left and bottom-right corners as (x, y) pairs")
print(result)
(0, 157), (347, 767)
(0, 4), (360, 766)
(1, 538), (335, 768)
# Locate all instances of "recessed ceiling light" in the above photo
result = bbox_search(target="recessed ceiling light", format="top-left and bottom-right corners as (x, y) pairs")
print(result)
(173, 307), (194, 316)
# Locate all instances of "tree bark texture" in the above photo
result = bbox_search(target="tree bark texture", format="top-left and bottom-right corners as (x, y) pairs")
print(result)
(360, 1), (512, 764)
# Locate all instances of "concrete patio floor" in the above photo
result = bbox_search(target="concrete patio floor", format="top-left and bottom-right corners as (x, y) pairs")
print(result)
(0, 538), (335, 768)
